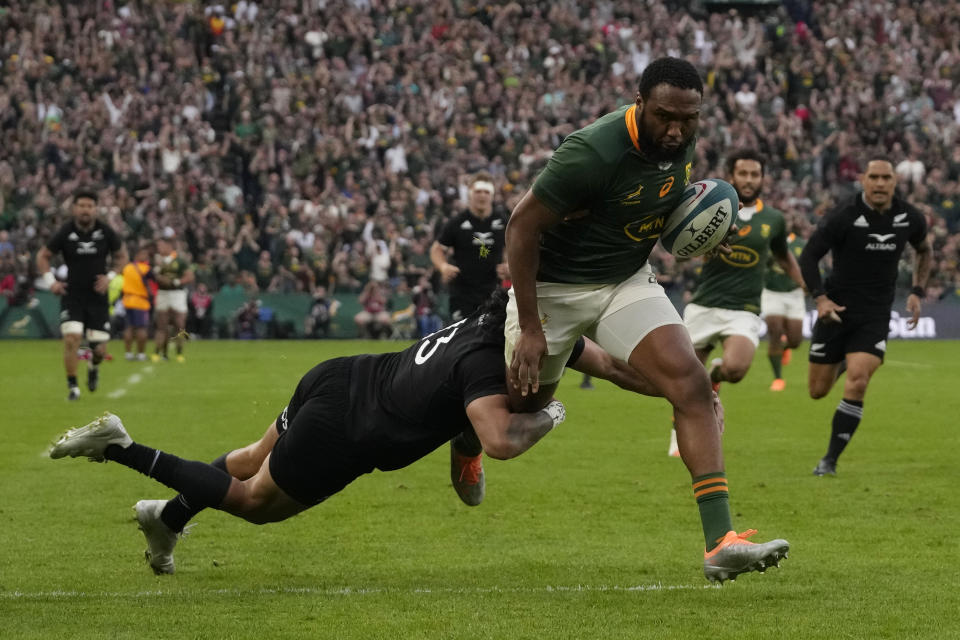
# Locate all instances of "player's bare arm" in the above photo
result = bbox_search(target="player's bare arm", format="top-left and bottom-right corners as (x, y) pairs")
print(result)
(906, 237), (932, 329)
(465, 393), (563, 460)
(569, 337), (662, 397)
(772, 243), (805, 290)
(36, 246), (66, 295)
(504, 189), (561, 396)
(429, 240), (460, 283)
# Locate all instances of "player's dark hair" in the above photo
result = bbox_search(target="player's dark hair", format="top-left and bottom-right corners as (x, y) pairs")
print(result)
(476, 286), (509, 343)
(73, 188), (98, 203)
(638, 57), (703, 99)
(864, 156), (895, 171)
(726, 149), (765, 176)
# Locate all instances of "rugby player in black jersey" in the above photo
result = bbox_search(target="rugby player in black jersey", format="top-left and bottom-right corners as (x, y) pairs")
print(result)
(799, 158), (931, 476)
(49, 291), (572, 574)
(36, 189), (127, 400)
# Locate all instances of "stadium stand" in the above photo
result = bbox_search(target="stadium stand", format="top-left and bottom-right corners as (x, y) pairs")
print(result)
(0, 0), (958, 333)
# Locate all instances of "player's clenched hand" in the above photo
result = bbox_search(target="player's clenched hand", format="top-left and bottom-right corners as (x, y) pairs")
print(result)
(703, 223), (739, 260)
(50, 281), (66, 295)
(93, 274), (110, 294)
(815, 295), (845, 323)
(440, 263), (460, 283)
(509, 329), (546, 397)
(906, 293), (922, 329)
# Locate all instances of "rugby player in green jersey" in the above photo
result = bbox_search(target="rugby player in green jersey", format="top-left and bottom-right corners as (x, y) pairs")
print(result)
(505, 58), (789, 582)
(152, 235), (194, 363)
(680, 149), (804, 409)
(761, 215), (809, 391)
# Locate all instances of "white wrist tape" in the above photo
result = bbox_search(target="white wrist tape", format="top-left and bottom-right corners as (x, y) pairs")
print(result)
(41, 271), (56, 289)
(543, 400), (566, 428)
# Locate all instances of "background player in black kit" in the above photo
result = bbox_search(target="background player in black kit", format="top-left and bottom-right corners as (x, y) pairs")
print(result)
(799, 159), (931, 476)
(36, 189), (127, 400)
(430, 172), (511, 501)
(431, 172), (509, 322)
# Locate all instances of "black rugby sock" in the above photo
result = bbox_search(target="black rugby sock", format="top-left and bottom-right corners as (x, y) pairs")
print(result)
(67, 375), (78, 388)
(161, 454), (230, 532)
(105, 443), (232, 511)
(452, 430), (483, 457)
(825, 398), (863, 461)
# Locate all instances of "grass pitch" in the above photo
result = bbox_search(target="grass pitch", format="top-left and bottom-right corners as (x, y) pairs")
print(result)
(1, 339), (958, 639)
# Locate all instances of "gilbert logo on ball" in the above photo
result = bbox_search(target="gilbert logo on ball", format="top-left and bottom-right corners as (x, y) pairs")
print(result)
(659, 179), (737, 258)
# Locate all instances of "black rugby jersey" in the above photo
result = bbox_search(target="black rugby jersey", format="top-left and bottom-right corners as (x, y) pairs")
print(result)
(800, 195), (926, 319)
(436, 209), (507, 297)
(46, 220), (122, 295)
(346, 311), (507, 471)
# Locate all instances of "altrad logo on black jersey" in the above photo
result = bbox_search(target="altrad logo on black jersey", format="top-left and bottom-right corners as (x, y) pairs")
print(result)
(865, 233), (897, 251)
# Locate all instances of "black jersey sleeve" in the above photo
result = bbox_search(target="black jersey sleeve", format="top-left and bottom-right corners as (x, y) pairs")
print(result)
(437, 215), (459, 248)
(456, 347), (509, 408)
(908, 207), (928, 248)
(799, 210), (844, 296)
(46, 224), (69, 253)
(105, 224), (122, 253)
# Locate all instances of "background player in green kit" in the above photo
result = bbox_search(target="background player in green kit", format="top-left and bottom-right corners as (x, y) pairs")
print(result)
(683, 149), (804, 387)
(669, 150), (804, 454)
(505, 58), (789, 581)
(761, 215), (809, 391)
(152, 235), (194, 362)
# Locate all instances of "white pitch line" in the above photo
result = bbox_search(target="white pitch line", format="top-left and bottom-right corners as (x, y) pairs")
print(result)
(105, 365), (155, 399)
(884, 359), (933, 369)
(0, 583), (717, 600)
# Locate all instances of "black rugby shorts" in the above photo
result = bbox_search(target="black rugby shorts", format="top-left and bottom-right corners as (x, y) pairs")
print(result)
(269, 358), (375, 506)
(808, 315), (889, 364)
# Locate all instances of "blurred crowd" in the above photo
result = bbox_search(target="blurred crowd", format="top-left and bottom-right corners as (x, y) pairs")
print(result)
(1, 0), (958, 316)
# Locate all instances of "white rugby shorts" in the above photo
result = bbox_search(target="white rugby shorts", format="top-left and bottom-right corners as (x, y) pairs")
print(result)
(683, 302), (764, 350)
(155, 289), (188, 314)
(504, 264), (683, 384)
(760, 288), (806, 320)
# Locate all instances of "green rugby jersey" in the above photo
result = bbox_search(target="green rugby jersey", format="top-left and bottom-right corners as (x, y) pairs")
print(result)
(764, 232), (805, 292)
(532, 105), (695, 284)
(156, 252), (191, 289)
(689, 200), (787, 313)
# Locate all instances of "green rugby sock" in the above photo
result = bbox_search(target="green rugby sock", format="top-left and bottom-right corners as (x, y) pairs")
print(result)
(769, 355), (783, 379)
(693, 472), (733, 551)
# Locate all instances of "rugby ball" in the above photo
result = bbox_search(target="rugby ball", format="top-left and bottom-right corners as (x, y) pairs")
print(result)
(660, 179), (737, 258)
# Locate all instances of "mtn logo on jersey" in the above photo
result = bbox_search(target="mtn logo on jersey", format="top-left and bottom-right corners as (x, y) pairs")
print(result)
(719, 245), (760, 268)
(853, 215), (869, 228)
(809, 342), (826, 357)
(865, 233), (897, 251)
(893, 212), (909, 227)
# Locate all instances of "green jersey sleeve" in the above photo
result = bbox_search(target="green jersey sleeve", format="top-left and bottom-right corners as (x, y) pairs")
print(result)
(532, 134), (608, 218)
